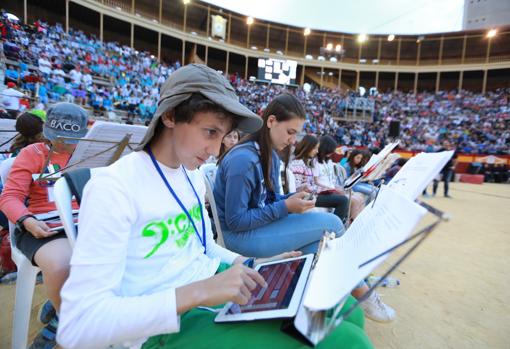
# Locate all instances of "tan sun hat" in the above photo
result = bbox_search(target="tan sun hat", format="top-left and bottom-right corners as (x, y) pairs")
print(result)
(137, 64), (262, 150)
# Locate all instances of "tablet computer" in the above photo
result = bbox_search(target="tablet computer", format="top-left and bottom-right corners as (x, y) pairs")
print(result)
(214, 254), (314, 323)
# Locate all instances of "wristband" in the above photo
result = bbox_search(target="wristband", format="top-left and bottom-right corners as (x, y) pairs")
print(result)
(16, 214), (36, 231)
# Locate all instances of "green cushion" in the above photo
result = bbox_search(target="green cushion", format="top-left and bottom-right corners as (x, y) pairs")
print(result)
(143, 295), (371, 349)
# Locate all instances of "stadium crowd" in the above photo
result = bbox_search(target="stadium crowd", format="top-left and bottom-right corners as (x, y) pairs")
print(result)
(2, 14), (509, 155)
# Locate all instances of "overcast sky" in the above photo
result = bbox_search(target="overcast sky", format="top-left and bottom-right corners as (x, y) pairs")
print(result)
(203, 0), (465, 35)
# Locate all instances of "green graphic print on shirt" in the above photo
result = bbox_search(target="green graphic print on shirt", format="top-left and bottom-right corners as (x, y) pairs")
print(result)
(141, 204), (203, 258)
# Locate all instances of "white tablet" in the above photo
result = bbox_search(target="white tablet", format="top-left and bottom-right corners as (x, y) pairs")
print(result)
(214, 254), (314, 323)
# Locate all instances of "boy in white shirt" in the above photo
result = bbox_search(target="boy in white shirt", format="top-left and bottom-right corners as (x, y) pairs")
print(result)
(57, 64), (372, 349)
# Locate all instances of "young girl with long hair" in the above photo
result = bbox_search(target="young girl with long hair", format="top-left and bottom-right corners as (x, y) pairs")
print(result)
(214, 93), (344, 257)
(342, 149), (376, 199)
(289, 135), (364, 221)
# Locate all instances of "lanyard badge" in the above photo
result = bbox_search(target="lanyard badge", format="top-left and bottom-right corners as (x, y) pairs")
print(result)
(147, 147), (207, 254)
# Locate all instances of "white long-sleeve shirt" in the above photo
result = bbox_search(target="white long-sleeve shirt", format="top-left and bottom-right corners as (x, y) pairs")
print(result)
(57, 151), (239, 349)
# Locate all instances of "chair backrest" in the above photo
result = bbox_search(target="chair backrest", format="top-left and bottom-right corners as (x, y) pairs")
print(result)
(278, 162), (285, 195)
(0, 157), (27, 265)
(285, 168), (297, 193)
(199, 164), (225, 247)
(63, 168), (91, 205)
(200, 163), (217, 185)
(0, 157), (15, 185)
(53, 168), (92, 248)
(334, 163), (348, 187)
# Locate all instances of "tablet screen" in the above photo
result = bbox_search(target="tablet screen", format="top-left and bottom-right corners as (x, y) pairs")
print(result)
(226, 258), (305, 315)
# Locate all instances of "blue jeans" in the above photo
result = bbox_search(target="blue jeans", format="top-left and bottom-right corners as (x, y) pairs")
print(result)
(353, 183), (376, 203)
(433, 169), (453, 196)
(223, 211), (344, 257)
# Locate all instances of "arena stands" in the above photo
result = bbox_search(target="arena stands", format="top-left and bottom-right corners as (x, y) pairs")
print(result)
(1, 12), (509, 157)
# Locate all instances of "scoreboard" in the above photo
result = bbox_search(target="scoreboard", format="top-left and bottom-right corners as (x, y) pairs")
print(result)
(257, 58), (297, 85)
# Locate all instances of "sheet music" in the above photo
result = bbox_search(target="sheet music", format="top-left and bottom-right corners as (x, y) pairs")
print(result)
(344, 141), (399, 188)
(303, 187), (426, 311)
(388, 151), (453, 200)
(0, 119), (17, 152)
(362, 141), (400, 171)
(67, 121), (147, 169)
(364, 153), (400, 181)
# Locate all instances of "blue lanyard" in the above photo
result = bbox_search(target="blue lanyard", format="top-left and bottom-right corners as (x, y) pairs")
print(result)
(147, 147), (206, 254)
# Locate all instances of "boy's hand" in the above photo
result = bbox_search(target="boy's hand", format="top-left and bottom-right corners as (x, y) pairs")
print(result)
(176, 264), (267, 312)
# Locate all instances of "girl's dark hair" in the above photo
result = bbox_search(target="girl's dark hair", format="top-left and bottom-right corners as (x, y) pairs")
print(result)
(151, 93), (237, 146)
(9, 112), (46, 153)
(395, 158), (408, 167)
(347, 149), (365, 169)
(317, 135), (338, 164)
(293, 135), (319, 167)
(361, 149), (372, 166)
(240, 93), (306, 192)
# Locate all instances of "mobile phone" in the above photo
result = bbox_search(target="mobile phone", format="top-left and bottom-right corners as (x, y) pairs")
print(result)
(304, 192), (315, 201)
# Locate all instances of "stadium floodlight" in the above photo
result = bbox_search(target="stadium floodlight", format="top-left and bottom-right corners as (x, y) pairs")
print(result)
(487, 29), (497, 38)
(183, 0), (191, 4)
(246, 16), (254, 25)
(326, 43), (333, 51)
(357, 33), (368, 43)
(304, 28), (311, 36)
(387, 34), (395, 42)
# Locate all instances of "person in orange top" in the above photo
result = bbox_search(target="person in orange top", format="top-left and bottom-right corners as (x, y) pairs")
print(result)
(0, 102), (89, 349)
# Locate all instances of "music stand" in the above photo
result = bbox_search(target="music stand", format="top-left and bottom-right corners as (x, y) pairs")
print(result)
(282, 198), (448, 346)
(36, 134), (133, 182)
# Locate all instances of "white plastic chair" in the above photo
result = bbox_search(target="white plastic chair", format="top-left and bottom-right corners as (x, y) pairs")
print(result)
(53, 178), (78, 248)
(53, 168), (96, 249)
(285, 168), (297, 193)
(0, 157), (40, 349)
(200, 164), (225, 247)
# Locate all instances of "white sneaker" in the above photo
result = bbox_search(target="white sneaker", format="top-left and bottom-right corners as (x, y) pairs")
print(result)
(360, 292), (396, 323)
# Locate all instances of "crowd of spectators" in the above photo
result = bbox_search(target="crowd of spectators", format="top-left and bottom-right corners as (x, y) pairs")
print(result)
(1, 12), (180, 120)
(1, 12), (509, 155)
(234, 79), (509, 155)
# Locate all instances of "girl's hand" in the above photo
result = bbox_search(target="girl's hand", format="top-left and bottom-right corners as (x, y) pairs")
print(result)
(23, 217), (56, 239)
(254, 251), (302, 267)
(285, 191), (316, 213)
